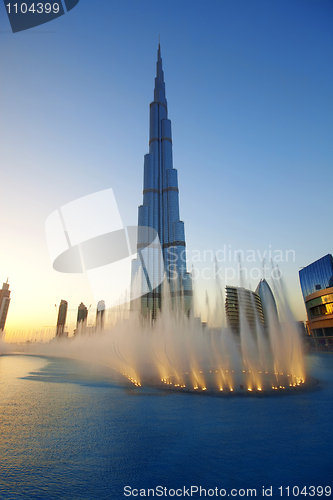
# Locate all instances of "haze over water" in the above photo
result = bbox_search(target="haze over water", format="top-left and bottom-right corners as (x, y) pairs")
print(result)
(2, 271), (307, 396)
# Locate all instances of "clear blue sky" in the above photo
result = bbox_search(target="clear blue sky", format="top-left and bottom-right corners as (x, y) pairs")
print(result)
(1, 0), (332, 331)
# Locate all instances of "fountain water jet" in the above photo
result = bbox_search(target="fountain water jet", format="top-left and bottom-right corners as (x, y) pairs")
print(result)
(1, 274), (313, 396)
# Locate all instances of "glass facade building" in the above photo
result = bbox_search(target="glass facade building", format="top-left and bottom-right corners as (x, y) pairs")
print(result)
(131, 45), (192, 317)
(299, 254), (333, 299)
(299, 254), (333, 347)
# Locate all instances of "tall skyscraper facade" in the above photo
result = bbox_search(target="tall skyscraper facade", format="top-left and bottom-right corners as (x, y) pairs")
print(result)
(56, 299), (68, 337)
(0, 280), (11, 332)
(77, 302), (88, 327)
(131, 45), (192, 317)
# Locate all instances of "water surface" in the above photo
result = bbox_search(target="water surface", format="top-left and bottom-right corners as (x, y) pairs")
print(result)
(0, 354), (332, 499)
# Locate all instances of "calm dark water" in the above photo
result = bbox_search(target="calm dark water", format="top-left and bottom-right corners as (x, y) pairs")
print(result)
(0, 353), (332, 500)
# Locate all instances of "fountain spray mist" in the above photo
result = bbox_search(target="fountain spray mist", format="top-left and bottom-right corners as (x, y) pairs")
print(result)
(2, 272), (310, 396)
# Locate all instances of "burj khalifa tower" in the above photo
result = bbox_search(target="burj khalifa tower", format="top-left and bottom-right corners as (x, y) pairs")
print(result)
(131, 45), (192, 318)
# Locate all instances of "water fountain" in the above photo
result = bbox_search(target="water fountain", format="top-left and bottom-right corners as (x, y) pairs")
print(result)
(1, 265), (315, 395)
(100, 272), (312, 395)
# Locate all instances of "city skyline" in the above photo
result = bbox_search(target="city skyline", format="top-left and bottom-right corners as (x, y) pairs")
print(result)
(0, 0), (332, 335)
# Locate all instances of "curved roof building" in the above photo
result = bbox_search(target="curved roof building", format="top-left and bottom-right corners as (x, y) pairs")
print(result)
(255, 279), (279, 328)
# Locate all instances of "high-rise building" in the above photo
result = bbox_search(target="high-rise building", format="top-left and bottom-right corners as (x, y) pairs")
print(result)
(131, 45), (192, 317)
(225, 286), (265, 335)
(0, 279), (11, 332)
(76, 302), (88, 328)
(299, 254), (333, 347)
(56, 299), (68, 337)
(96, 300), (105, 330)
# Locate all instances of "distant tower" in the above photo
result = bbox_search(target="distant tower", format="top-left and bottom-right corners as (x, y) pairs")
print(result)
(131, 44), (192, 318)
(76, 302), (88, 329)
(0, 279), (11, 333)
(96, 300), (105, 330)
(56, 299), (68, 337)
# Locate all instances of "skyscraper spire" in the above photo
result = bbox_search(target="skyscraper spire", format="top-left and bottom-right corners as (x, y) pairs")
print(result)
(154, 42), (167, 105)
(131, 45), (192, 318)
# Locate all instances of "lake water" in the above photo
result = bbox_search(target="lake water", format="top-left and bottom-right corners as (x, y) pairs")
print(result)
(0, 353), (332, 499)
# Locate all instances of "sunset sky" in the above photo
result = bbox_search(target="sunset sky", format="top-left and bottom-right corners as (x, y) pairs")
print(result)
(1, 0), (332, 336)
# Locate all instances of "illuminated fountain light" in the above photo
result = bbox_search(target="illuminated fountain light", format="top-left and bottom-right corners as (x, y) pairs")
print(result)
(9, 268), (314, 397)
